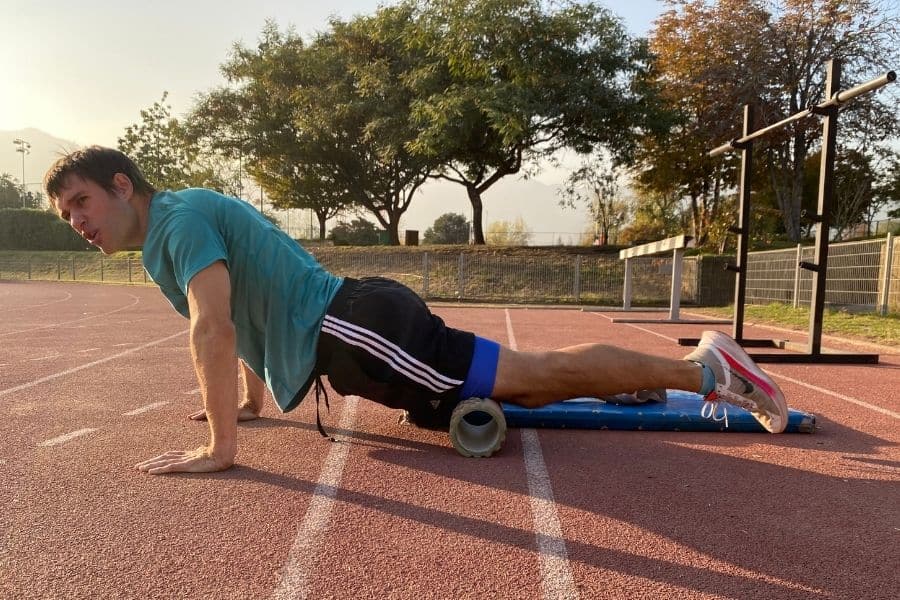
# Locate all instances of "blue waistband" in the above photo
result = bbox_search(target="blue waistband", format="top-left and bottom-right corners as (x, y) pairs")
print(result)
(459, 336), (500, 399)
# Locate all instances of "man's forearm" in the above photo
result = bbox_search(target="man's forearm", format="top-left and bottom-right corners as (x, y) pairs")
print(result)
(191, 318), (239, 458)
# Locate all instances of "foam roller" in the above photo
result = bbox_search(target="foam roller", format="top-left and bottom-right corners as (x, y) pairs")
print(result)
(449, 397), (507, 457)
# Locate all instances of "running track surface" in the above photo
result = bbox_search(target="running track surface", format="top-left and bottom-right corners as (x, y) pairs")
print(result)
(1, 281), (897, 600)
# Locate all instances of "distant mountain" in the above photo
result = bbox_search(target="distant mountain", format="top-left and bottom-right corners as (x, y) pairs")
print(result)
(0, 128), (81, 191)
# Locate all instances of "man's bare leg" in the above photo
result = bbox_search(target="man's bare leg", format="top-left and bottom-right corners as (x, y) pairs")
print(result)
(491, 344), (702, 408)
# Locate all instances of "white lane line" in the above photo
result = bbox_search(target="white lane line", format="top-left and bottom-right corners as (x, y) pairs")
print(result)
(0, 329), (189, 400)
(184, 388), (201, 395)
(123, 401), (169, 416)
(594, 313), (899, 419)
(522, 429), (578, 599)
(593, 313), (679, 343)
(272, 396), (359, 600)
(0, 294), (141, 337)
(0, 291), (73, 314)
(768, 372), (900, 420)
(505, 309), (577, 600)
(39, 428), (97, 447)
(505, 307), (519, 349)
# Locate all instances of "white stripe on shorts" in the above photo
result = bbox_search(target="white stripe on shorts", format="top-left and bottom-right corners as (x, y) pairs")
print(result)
(321, 314), (463, 394)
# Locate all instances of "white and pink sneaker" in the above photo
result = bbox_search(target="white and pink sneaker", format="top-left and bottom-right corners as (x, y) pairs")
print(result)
(685, 330), (788, 433)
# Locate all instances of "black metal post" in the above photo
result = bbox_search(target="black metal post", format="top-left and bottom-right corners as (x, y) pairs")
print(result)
(732, 104), (753, 342)
(807, 60), (840, 355)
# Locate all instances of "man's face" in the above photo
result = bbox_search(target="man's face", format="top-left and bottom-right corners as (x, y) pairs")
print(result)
(53, 174), (139, 255)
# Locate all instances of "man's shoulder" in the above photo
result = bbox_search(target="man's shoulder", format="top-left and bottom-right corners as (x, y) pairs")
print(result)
(149, 189), (234, 228)
(151, 188), (231, 211)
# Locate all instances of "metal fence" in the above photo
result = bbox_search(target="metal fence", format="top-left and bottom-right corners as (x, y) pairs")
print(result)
(0, 254), (149, 284)
(1, 235), (898, 313)
(745, 235), (898, 314)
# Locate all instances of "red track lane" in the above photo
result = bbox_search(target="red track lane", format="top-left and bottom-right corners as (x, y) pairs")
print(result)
(1, 282), (898, 599)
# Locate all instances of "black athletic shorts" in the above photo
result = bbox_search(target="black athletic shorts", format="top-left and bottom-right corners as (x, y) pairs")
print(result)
(313, 277), (477, 429)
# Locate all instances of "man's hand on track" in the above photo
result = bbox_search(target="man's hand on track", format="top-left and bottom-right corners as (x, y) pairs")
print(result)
(135, 446), (234, 475)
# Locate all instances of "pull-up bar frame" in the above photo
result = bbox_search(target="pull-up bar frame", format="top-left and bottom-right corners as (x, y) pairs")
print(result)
(679, 61), (895, 364)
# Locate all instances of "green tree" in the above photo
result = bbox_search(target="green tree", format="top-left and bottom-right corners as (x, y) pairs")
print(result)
(618, 187), (685, 246)
(119, 92), (228, 192)
(422, 212), (470, 244)
(879, 158), (900, 220)
(188, 13), (441, 245)
(329, 218), (381, 245)
(560, 156), (628, 246)
(250, 157), (350, 240)
(410, 0), (660, 244)
(0, 174), (41, 210)
(188, 26), (352, 236)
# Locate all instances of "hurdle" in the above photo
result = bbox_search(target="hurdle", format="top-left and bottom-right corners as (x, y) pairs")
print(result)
(613, 234), (730, 324)
(678, 60), (894, 363)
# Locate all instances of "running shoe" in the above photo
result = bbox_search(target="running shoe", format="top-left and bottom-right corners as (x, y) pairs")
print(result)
(684, 330), (788, 433)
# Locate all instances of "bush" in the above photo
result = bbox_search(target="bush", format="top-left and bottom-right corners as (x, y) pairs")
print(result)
(0, 209), (91, 251)
(423, 213), (469, 244)
(328, 218), (380, 246)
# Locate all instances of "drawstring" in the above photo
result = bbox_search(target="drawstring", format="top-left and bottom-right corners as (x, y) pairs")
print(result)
(314, 376), (335, 442)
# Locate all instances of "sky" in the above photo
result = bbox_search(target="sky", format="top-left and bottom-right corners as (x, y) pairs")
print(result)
(0, 0), (664, 149)
(0, 1), (664, 241)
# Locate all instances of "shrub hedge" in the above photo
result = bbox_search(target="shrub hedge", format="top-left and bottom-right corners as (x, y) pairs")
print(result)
(0, 209), (90, 251)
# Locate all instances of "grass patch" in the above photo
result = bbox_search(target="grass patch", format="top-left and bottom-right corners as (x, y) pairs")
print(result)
(0, 250), (148, 284)
(691, 303), (899, 347)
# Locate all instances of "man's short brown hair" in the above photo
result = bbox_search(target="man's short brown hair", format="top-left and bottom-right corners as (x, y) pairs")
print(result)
(44, 146), (156, 201)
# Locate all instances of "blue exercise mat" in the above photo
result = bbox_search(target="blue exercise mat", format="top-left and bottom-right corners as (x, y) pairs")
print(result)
(502, 390), (815, 433)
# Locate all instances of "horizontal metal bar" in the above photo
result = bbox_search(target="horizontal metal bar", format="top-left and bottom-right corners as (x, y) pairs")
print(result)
(750, 352), (879, 364)
(823, 70), (896, 107)
(677, 338), (785, 348)
(709, 141), (736, 157)
(798, 261), (820, 272)
(710, 110), (812, 157)
(709, 71), (896, 157)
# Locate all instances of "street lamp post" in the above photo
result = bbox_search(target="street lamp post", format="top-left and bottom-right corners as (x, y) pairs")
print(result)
(13, 138), (31, 208)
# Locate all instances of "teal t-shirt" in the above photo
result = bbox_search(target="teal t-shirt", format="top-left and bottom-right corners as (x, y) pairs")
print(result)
(142, 188), (343, 412)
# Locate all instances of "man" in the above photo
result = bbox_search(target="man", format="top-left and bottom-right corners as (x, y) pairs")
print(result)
(44, 147), (789, 475)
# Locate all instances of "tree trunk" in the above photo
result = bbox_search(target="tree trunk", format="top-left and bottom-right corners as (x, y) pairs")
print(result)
(387, 208), (402, 245)
(467, 184), (485, 245)
(317, 212), (327, 240)
(787, 131), (806, 242)
(689, 192), (700, 240)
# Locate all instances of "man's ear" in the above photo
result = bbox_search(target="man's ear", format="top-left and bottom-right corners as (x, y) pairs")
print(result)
(111, 172), (135, 199)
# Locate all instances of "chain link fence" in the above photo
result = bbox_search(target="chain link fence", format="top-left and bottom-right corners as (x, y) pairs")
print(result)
(0, 253), (148, 284)
(1, 236), (898, 312)
(745, 235), (898, 314)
